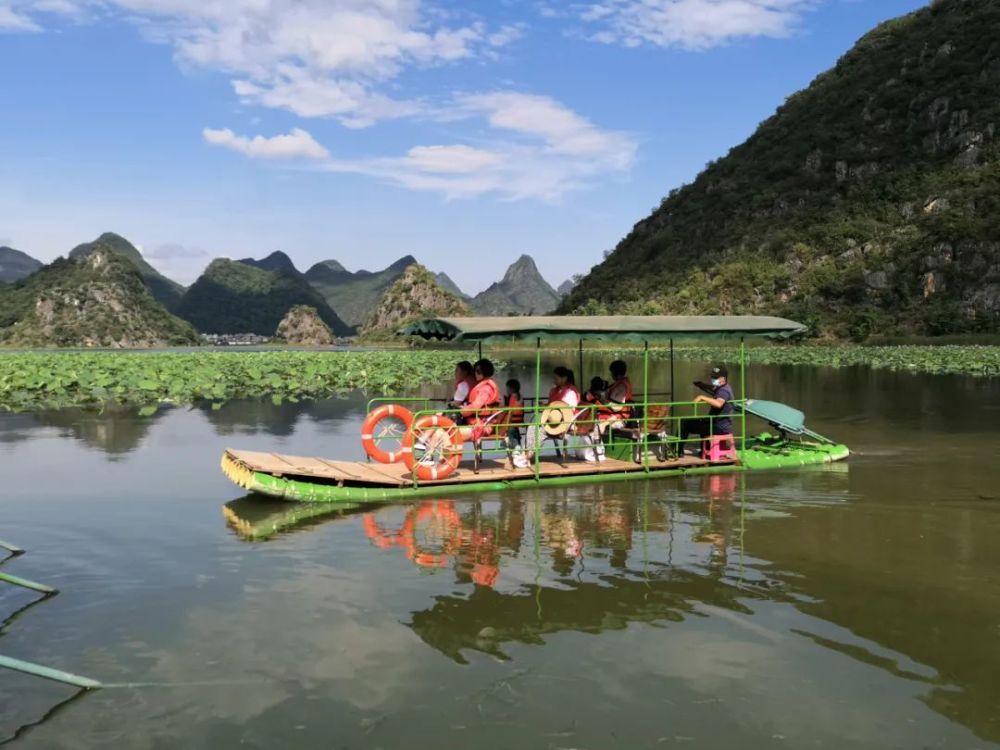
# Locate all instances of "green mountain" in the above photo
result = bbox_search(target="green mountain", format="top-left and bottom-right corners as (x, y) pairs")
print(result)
(177, 259), (351, 336)
(0, 247), (198, 347)
(70, 232), (186, 312)
(471, 255), (561, 315)
(360, 264), (471, 338)
(238, 251), (302, 277)
(435, 272), (468, 299)
(304, 255), (416, 328)
(0, 246), (43, 283)
(562, 0), (1000, 338)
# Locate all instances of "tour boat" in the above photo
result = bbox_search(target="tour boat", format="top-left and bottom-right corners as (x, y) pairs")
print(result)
(220, 316), (850, 503)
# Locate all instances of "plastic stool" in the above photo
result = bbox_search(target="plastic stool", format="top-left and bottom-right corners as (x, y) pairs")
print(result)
(703, 434), (737, 462)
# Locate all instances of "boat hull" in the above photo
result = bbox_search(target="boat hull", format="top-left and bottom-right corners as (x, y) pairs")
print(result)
(221, 440), (850, 503)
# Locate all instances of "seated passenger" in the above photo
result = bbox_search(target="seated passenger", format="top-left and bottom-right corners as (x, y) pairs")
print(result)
(503, 378), (525, 450)
(606, 360), (633, 418)
(678, 365), (734, 455)
(459, 359), (501, 440)
(448, 361), (476, 411)
(514, 367), (581, 469)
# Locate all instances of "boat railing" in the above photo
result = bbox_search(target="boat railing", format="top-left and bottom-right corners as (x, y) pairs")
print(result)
(405, 399), (746, 487)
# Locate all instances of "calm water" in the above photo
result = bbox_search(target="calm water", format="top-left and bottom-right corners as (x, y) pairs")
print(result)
(2, 356), (999, 749)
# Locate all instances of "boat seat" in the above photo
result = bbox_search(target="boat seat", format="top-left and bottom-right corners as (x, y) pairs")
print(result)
(703, 434), (737, 462)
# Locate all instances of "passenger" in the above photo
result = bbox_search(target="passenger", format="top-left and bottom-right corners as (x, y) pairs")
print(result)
(678, 365), (735, 455)
(606, 360), (633, 416)
(459, 359), (501, 440)
(504, 379), (524, 450)
(448, 361), (476, 411)
(514, 366), (581, 469)
(548, 366), (580, 406)
(579, 376), (610, 463)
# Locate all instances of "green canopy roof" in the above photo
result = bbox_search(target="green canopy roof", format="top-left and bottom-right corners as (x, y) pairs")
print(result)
(400, 315), (806, 343)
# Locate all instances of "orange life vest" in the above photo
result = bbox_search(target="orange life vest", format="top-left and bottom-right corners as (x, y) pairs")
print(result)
(548, 384), (581, 404)
(607, 376), (633, 417)
(505, 393), (524, 425)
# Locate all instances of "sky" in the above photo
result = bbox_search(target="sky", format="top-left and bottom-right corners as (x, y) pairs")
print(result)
(0, 0), (928, 295)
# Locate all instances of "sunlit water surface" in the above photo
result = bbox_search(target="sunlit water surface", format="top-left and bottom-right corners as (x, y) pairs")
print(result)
(1, 356), (999, 749)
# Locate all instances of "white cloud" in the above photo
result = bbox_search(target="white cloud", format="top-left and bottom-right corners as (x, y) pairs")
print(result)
(0, 5), (41, 31)
(577, 0), (816, 50)
(320, 92), (637, 201)
(8, 0), (521, 126)
(203, 127), (330, 160)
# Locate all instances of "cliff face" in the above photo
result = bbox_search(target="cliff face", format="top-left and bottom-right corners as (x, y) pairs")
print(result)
(361, 264), (471, 337)
(471, 255), (561, 315)
(562, 0), (1000, 338)
(305, 255), (417, 328)
(0, 248), (199, 348)
(275, 305), (336, 345)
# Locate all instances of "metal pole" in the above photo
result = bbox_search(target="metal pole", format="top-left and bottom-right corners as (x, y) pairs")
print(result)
(534, 337), (542, 479)
(0, 571), (56, 595)
(642, 341), (650, 471)
(477, 341), (482, 361)
(0, 654), (101, 690)
(669, 338), (674, 401)
(739, 337), (747, 453)
(578, 339), (583, 387)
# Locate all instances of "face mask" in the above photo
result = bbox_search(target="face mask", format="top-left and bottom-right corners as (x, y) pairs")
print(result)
(710, 378), (721, 387)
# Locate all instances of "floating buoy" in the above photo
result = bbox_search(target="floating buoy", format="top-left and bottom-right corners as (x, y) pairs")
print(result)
(361, 404), (413, 464)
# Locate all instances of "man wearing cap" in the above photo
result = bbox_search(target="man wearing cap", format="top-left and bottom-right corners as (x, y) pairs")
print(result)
(678, 366), (735, 455)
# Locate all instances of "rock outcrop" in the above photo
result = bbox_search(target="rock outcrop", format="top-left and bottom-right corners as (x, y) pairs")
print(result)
(471, 255), (561, 315)
(275, 305), (336, 345)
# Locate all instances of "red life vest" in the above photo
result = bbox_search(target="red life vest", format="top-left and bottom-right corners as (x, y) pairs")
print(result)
(463, 378), (501, 424)
(607, 376), (633, 417)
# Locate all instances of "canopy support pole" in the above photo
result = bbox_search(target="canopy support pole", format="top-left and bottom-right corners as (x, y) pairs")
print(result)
(477, 341), (482, 361)
(577, 340), (583, 387)
(669, 338), (674, 401)
(739, 337), (747, 453)
(534, 338), (542, 480)
(642, 341), (650, 472)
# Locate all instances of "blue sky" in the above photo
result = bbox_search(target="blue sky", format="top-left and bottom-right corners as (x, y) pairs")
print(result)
(0, 0), (927, 294)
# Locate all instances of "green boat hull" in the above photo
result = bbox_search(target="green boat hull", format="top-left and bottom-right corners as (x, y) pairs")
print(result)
(222, 438), (850, 504)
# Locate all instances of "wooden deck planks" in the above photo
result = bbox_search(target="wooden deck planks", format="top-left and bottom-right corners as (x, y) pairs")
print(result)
(227, 448), (734, 489)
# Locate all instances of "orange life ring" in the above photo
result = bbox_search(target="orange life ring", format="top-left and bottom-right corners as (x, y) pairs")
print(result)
(402, 415), (464, 480)
(361, 404), (413, 464)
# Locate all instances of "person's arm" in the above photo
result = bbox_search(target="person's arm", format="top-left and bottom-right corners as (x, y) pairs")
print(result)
(694, 394), (726, 409)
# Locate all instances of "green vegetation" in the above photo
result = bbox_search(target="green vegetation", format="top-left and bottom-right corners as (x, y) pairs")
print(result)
(0, 351), (474, 411)
(360, 264), (471, 339)
(70, 232), (186, 311)
(472, 255), (561, 315)
(177, 259), (352, 336)
(562, 0), (1000, 339)
(0, 249), (198, 348)
(305, 256), (415, 329)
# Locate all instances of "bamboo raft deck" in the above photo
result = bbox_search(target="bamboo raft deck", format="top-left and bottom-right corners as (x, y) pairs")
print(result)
(222, 441), (848, 503)
(225, 449), (731, 487)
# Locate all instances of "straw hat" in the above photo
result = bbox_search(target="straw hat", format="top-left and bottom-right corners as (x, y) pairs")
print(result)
(541, 401), (576, 436)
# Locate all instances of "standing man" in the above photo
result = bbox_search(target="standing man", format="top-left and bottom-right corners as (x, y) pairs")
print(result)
(678, 366), (735, 455)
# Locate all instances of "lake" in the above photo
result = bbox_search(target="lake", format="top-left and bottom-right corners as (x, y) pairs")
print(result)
(2, 354), (999, 748)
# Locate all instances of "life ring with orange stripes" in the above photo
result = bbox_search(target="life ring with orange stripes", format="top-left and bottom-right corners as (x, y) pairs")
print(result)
(361, 404), (413, 464)
(402, 414), (464, 480)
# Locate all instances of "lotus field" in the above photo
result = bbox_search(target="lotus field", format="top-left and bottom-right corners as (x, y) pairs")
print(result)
(665, 344), (1000, 377)
(0, 351), (469, 412)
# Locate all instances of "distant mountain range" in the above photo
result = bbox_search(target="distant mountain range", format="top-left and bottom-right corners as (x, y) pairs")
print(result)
(470, 255), (562, 316)
(0, 246), (43, 283)
(1, 234), (573, 345)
